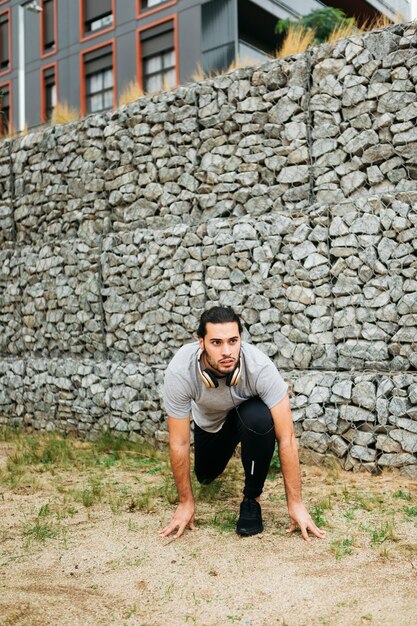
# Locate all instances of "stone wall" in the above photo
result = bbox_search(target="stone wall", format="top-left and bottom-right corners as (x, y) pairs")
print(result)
(0, 22), (416, 476)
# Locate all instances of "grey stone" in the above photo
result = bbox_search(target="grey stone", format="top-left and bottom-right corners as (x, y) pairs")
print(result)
(350, 445), (376, 462)
(352, 382), (376, 410)
(390, 429), (417, 454)
(329, 435), (349, 457)
(339, 405), (375, 423)
(376, 435), (402, 453)
(300, 431), (330, 454)
(378, 453), (416, 467)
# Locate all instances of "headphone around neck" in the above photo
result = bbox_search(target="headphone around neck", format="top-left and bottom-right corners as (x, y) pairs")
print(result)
(198, 351), (242, 389)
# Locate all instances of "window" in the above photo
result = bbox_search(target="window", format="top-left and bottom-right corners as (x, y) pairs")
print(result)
(201, 0), (235, 74)
(84, 45), (113, 114)
(0, 83), (10, 135)
(140, 21), (176, 93)
(0, 11), (10, 72)
(42, 0), (56, 53)
(140, 0), (171, 11)
(43, 66), (56, 121)
(83, 0), (113, 35)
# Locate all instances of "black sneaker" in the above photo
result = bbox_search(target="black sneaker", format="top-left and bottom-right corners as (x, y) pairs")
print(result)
(236, 496), (263, 536)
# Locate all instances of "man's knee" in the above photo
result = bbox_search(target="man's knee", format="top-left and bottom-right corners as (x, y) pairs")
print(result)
(194, 467), (216, 485)
(236, 397), (273, 435)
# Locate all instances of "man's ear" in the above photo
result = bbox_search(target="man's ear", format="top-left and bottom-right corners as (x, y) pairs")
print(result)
(198, 337), (204, 352)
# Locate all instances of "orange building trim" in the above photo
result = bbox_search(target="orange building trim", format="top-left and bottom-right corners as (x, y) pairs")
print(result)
(137, 0), (177, 19)
(136, 14), (179, 91)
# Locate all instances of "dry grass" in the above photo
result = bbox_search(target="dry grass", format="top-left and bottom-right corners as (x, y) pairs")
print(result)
(276, 25), (316, 58)
(361, 11), (405, 31)
(118, 80), (144, 106)
(326, 21), (359, 43)
(191, 54), (263, 83)
(51, 101), (79, 125)
(227, 55), (263, 71)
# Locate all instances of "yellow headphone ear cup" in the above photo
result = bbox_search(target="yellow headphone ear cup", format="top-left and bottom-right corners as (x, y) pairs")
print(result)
(198, 352), (219, 388)
(201, 369), (218, 388)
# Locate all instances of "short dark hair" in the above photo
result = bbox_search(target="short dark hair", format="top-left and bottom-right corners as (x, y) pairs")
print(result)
(197, 306), (243, 338)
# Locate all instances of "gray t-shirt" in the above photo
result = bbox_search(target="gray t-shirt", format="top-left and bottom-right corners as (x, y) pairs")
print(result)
(163, 341), (288, 433)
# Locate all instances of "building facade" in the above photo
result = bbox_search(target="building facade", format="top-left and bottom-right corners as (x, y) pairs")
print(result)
(0, 0), (411, 134)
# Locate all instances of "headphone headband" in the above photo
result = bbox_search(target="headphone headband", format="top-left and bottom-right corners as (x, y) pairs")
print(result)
(198, 351), (242, 389)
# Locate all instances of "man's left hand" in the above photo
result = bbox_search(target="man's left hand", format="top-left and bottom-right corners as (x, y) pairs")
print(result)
(287, 502), (326, 542)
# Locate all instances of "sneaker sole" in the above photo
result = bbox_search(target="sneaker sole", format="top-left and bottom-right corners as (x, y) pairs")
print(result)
(236, 525), (263, 537)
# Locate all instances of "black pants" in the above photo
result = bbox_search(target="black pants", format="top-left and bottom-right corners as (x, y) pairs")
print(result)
(194, 397), (276, 499)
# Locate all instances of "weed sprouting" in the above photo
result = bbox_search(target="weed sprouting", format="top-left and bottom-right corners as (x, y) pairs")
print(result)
(343, 509), (356, 521)
(22, 504), (62, 547)
(404, 506), (417, 520)
(393, 490), (411, 501)
(196, 480), (222, 502)
(311, 504), (327, 527)
(0, 426), (19, 442)
(38, 503), (50, 518)
(311, 496), (332, 527)
(71, 478), (103, 508)
(23, 519), (60, 546)
(331, 538), (354, 559)
(209, 509), (236, 533)
(370, 520), (398, 545)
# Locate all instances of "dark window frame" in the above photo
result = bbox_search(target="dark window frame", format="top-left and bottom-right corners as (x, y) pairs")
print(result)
(0, 8), (11, 76)
(137, 0), (177, 18)
(81, 41), (116, 115)
(137, 16), (178, 94)
(0, 81), (11, 136)
(41, 63), (57, 122)
(40, 0), (57, 58)
(80, 0), (115, 42)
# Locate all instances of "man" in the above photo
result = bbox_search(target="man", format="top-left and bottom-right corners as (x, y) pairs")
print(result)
(160, 306), (325, 541)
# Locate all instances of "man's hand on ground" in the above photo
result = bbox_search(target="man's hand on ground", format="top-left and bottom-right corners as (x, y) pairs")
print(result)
(159, 501), (196, 540)
(286, 501), (326, 542)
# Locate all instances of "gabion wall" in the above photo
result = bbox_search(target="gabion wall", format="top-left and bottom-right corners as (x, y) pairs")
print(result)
(1, 23), (417, 477)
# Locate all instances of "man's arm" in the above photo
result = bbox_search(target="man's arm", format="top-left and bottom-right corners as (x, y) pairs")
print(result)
(270, 395), (326, 542)
(159, 415), (196, 539)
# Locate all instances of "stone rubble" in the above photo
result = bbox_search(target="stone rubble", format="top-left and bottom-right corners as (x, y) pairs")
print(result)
(1, 23), (417, 474)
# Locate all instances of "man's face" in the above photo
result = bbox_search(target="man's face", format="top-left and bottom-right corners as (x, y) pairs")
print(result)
(199, 321), (241, 377)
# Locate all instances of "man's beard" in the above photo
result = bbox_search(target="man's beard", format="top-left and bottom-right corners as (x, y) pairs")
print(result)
(203, 349), (237, 378)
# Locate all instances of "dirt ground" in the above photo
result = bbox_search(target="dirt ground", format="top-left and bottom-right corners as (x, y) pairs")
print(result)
(0, 434), (416, 626)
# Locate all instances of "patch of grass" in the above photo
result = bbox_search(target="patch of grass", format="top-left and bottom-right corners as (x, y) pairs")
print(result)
(343, 509), (356, 521)
(196, 480), (223, 502)
(354, 492), (383, 512)
(404, 506), (417, 520)
(311, 495), (332, 527)
(22, 503), (62, 547)
(311, 503), (327, 527)
(393, 490), (411, 501)
(128, 490), (157, 513)
(209, 509), (236, 533)
(71, 478), (103, 508)
(370, 520), (398, 545)
(331, 538), (354, 560)
(0, 426), (20, 442)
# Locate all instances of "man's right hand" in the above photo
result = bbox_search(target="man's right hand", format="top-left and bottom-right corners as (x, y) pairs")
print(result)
(159, 501), (196, 539)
